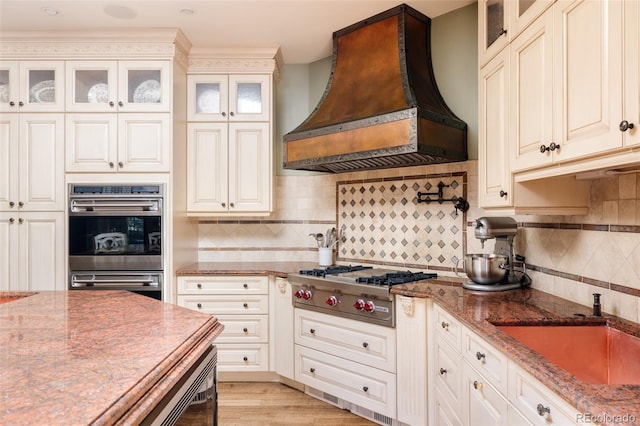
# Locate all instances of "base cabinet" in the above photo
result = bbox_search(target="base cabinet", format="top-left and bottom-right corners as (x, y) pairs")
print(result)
(176, 275), (270, 373)
(272, 277), (294, 380)
(430, 302), (578, 426)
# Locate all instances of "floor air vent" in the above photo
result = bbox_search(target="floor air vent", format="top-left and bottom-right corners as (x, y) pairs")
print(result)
(305, 386), (396, 426)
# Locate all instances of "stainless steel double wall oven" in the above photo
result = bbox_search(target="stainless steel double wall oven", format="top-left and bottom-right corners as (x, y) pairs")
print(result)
(68, 184), (164, 300)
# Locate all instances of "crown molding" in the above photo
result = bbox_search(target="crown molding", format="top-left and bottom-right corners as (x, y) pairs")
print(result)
(187, 47), (283, 81)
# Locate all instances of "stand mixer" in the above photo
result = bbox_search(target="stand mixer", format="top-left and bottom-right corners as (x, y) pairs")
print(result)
(462, 217), (531, 291)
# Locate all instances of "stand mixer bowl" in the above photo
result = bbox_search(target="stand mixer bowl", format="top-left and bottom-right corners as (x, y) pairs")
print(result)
(460, 253), (508, 285)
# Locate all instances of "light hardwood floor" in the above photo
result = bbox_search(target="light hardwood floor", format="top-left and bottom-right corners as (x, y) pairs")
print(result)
(216, 382), (376, 425)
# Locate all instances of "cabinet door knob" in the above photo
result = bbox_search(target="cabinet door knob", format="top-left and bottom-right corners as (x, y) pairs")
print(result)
(118, 161), (124, 167)
(9, 201), (15, 207)
(109, 101), (115, 107)
(243, 356), (248, 362)
(362, 342), (369, 348)
(196, 303), (202, 308)
(310, 367), (315, 373)
(620, 120), (635, 132)
(243, 283), (248, 289)
(536, 403), (551, 416)
(118, 101), (124, 107)
(476, 351), (486, 361)
(540, 142), (560, 153)
(109, 162), (114, 168)
(221, 202), (226, 207)
(498, 28), (507, 36)
(18, 218), (23, 224)
(243, 328), (248, 333)
(362, 386), (369, 392)
(440, 368), (447, 375)
(18, 101), (24, 107)
(229, 111), (235, 117)
(9, 218), (15, 224)
(230, 202), (235, 208)
(197, 283), (202, 289)
(499, 190), (508, 198)
(243, 303), (248, 308)
(310, 328), (315, 334)
(441, 321), (449, 330)
(473, 380), (482, 390)
(9, 101), (15, 107)
(221, 112), (226, 117)
(18, 201), (23, 207)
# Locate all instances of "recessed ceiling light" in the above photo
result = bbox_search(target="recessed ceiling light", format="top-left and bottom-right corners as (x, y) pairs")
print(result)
(180, 8), (195, 15)
(41, 7), (60, 16)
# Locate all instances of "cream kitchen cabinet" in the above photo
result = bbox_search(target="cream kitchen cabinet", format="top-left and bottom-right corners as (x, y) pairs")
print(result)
(186, 121), (271, 215)
(187, 74), (270, 122)
(65, 61), (171, 113)
(0, 61), (65, 113)
(65, 113), (171, 173)
(479, 0), (553, 68)
(0, 114), (64, 211)
(0, 211), (65, 291)
(176, 275), (270, 373)
(395, 296), (429, 426)
(272, 277), (294, 380)
(294, 308), (397, 419)
(430, 302), (578, 426)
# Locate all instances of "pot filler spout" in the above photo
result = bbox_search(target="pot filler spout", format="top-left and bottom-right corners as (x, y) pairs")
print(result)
(283, 3), (467, 173)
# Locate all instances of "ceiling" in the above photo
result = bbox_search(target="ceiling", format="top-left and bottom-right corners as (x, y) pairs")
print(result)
(0, 0), (474, 64)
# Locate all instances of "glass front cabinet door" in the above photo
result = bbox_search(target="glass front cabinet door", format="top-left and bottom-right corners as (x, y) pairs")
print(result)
(66, 61), (170, 113)
(0, 61), (65, 112)
(187, 74), (270, 122)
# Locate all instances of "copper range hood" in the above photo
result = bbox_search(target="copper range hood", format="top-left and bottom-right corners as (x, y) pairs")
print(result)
(283, 4), (467, 173)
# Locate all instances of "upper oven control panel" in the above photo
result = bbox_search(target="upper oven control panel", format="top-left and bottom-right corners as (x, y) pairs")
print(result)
(70, 185), (163, 196)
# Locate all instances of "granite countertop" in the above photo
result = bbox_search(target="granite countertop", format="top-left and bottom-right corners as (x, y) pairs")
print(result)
(176, 261), (319, 278)
(392, 282), (640, 425)
(0, 290), (223, 425)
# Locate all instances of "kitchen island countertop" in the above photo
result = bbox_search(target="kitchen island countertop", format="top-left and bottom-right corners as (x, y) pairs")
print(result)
(0, 290), (223, 425)
(392, 281), (640, 426)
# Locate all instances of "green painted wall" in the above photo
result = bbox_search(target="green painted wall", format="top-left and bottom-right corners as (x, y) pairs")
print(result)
(275, 3), (478, 175)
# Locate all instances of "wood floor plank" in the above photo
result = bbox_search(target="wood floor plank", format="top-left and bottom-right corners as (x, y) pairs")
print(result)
(216, 382), (376, 425)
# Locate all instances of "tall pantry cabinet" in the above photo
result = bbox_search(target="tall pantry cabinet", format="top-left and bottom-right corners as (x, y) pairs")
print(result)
(0, 60), (65, 291)
(185, 48), (281, 216)
(0, 30), (193, 298)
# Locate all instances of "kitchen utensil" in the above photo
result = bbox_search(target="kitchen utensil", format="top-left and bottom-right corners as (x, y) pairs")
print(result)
(456, 253), (508, 285)
(309, 233), (324, 248)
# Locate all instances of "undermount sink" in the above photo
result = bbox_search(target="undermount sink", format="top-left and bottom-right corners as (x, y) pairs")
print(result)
(497, 324), (640, 385)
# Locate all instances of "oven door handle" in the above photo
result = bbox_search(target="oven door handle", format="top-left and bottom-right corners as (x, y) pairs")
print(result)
(72, 279), (159, 287)
(70, 200), (160, 212)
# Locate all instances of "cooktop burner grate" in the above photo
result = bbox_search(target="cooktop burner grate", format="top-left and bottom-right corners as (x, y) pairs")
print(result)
(298, 265), (373, 277)
(356, 271), (438, 286)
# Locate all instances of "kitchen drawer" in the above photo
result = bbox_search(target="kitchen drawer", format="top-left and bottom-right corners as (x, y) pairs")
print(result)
(508, 360), (578, 425)
(295, 345), (396, 418)
(215, 314), (268, 343)
(462, 327), (508, 394)
(462, 360), (509, 425)
(294, 308), (396, 373)
(434, 335), (462, 410)
(434, 303), (462, 351)
(217, 343), (269, 372)
(177, 275), (268, 295)
(177, 295), (269, 315)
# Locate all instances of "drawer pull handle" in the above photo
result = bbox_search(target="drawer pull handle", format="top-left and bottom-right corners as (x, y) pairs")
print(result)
(310, 328), (315, 334)
(537, 403), (551, 416)
(310, 368), (315, 373)
(440, 368), (447, 375)
(196, 303), (202, 309)
(243, 328), (248, 333)
(476, 351), (486, 361)
(441, 321), (449, 330)
(243, 303), (248, 308)
(243, 356), (248, 362)
(362, 342), (369, 348)
(243, 283), (249, 289)
(197, 283), (202, 289)
(362, 386), (369, 392)
(473, 380), (482, 390)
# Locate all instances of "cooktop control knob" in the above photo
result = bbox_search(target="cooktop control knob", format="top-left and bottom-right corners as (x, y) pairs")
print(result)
(363, 301), (375, 312)
(325, 296), (338, 306)
(353, 299), (365, 311)
(294, 289), (305, 299)
(302, 290), (313, 300)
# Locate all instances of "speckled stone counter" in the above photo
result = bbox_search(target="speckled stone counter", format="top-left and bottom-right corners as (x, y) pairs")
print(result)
(0, 290), (223, 425)
(176, 261), (319, 278)
(392, 281), (640, 425)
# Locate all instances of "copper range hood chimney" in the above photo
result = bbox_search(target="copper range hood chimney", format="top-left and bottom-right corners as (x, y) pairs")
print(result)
(283, 3), (467, 173)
